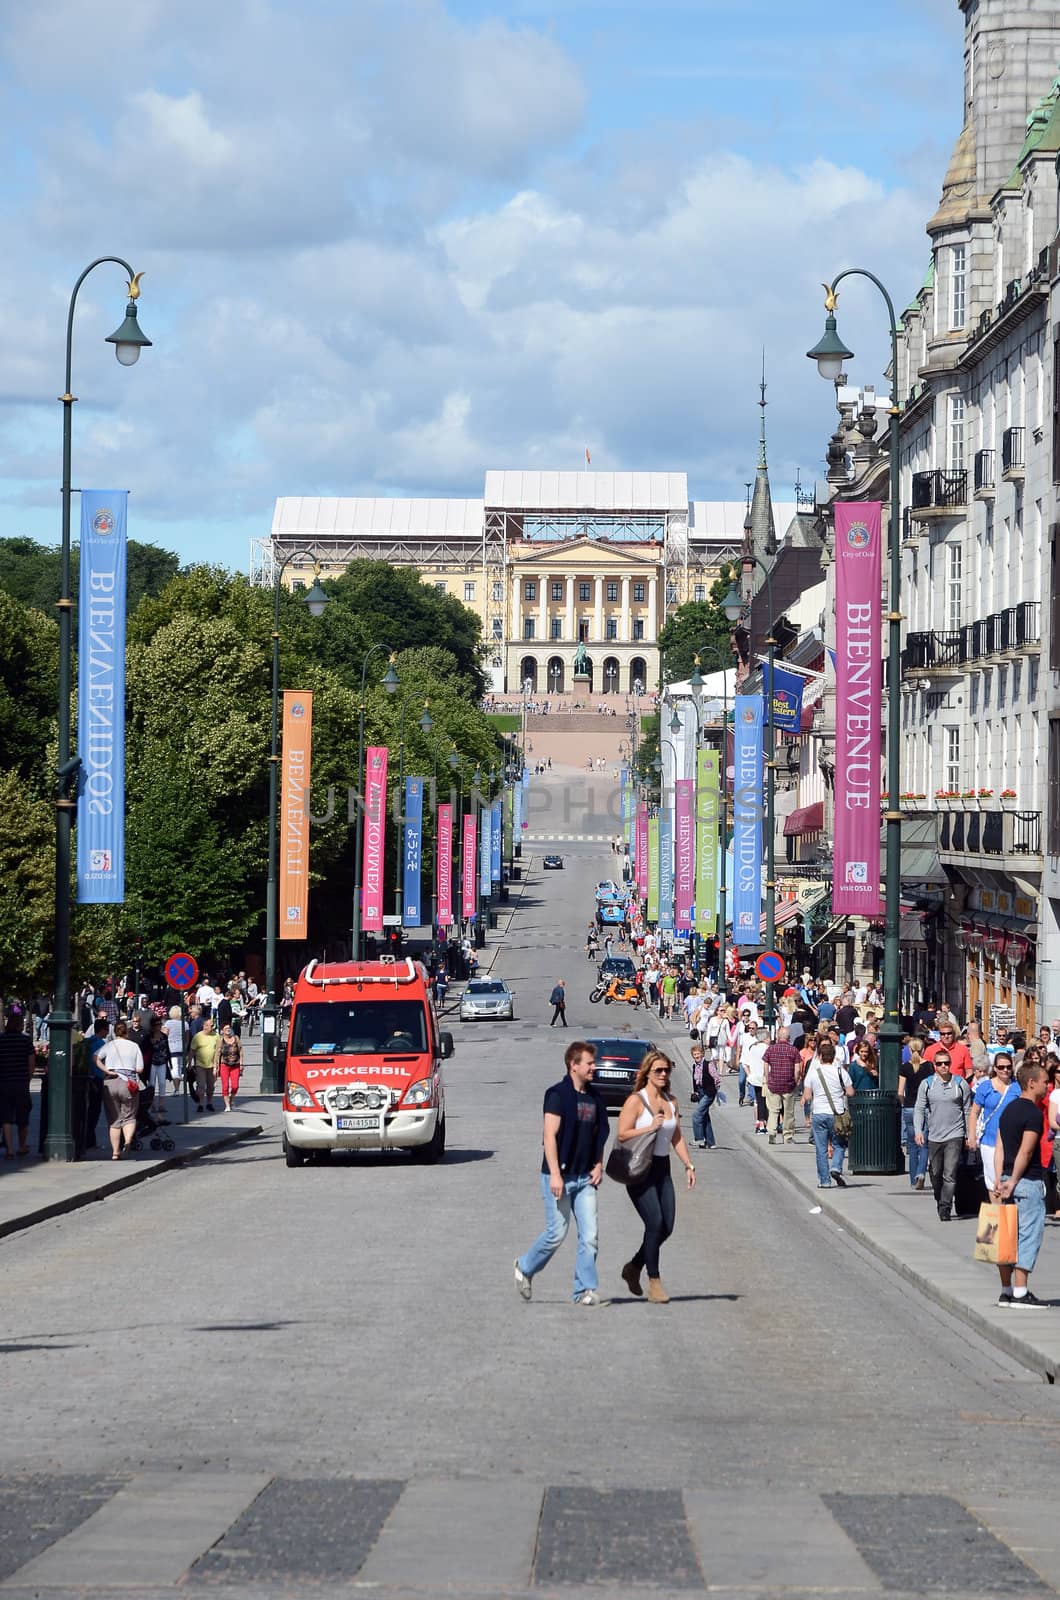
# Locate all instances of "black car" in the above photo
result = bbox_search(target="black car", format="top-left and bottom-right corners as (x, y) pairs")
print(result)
(542, 854), (564, 869)
(598, 955), (637, 984)
(587, 1037), (655, 1109)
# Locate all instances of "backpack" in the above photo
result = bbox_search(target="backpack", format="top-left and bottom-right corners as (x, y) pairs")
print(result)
(550, 985), (564, 1006)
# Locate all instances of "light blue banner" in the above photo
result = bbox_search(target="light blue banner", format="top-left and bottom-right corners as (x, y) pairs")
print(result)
(402, 777), (423, 927)
(732, 695), (764, 946)
(658, 804), (674, 932)
(479, 801), (492, 897)
(490, 798), (502, 882)
(513, 779), (522, 835)
(77, 490), (128, 904)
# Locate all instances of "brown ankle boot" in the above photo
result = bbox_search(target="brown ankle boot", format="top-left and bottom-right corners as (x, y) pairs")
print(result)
(647, 1278), (670, 1304)
(621, 1261), (643, 1297)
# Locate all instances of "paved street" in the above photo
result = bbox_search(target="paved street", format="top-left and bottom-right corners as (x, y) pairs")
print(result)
(4, 776), (1060, 1598)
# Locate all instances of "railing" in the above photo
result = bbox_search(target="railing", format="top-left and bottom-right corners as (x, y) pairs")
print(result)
(938, 809), (1041, 859)
(911, 469), (968, 511)
(1002, 426), (1025, 474)
(959, 601), (1039, 664)
(902, 629), (963, 673)
(973, 449), (995, 492)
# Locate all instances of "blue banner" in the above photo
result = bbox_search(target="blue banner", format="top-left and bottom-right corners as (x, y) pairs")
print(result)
(658, 804), (674, 932)
(76, 490), (128, 903)
(490, 798), (502, 882)
(402, 777), (423, 927)
(732, 695), (764, 946)
(479, 801), (492, 897)
(513, 779), (522, 836)
(764, 662), (804, 734)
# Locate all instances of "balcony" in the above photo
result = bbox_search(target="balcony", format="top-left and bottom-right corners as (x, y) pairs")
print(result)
(1001, 426), (1025, 482)
(910, 469), (968, 521)
(901, 629), (963, 677)
(959, 601), (1039, 665)
(901, 506), (920, 549)
(973, 449), (995, 500)
(938, 807), (1041, 867)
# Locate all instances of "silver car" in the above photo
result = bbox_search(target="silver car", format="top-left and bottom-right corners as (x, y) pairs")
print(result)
(459, 978), (515, 1022)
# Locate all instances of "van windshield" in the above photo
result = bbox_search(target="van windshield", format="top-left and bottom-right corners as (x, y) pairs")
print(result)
(290, 1000), (428, 1057)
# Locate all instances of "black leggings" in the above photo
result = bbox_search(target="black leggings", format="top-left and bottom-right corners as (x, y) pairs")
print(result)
(627, 1156), (676, 1278)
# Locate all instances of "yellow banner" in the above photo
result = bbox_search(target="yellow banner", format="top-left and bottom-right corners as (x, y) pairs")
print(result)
(279, 691), (313, 940)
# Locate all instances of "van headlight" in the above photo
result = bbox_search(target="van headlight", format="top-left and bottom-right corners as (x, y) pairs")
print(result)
(286, 1083), (315, 1108)
(403, 1078), (434, 1106)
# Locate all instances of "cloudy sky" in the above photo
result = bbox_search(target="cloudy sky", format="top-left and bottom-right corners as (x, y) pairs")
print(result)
(0, 0), (963, 568)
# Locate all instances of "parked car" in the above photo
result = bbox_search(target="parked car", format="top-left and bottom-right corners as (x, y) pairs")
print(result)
(542, 854), (564, 870)
(459, 978), (515, 1022)
(597, 901), (627, 927)
(586, 1036), (655, 1109)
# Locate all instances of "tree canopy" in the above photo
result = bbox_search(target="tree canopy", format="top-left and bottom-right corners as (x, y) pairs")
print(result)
(657, 578), (736, 685)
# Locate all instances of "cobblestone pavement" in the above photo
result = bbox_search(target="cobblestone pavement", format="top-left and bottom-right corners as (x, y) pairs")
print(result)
(2, 777), (1060, 1596)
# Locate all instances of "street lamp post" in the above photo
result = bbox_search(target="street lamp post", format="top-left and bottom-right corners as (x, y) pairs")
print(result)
(351, 648), (399, 960)
(391, 694), (431, 933)
(48, 259), (152, 1161)
(807, 272), (903, 1101)
(262, 563), (330, 1093)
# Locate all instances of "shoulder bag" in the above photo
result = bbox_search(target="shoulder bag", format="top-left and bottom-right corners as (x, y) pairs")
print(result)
(815, 1063), (853, 1139)
(605, 1092), (659, 1186)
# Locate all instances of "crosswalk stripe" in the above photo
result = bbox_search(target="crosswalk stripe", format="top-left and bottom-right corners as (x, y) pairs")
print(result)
(356, 1477), (544, 1589)
(0, 1470), (271, 1590)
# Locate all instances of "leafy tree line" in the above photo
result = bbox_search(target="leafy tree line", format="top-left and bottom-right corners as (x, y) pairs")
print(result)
(0, 542), (499, 994)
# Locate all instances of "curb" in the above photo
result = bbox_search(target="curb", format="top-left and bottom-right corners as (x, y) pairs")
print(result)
(0, 1125), (264, 1243)
(736, 1119), (1060, 1384)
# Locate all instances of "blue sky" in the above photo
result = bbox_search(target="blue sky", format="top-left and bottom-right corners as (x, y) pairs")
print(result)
(0, 0), (966, 568)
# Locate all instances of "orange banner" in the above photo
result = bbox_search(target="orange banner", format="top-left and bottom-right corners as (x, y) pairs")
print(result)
(280, 691), (313, 940)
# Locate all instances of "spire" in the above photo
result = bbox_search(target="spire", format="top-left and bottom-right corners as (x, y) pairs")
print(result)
(749, 352), (777, 559)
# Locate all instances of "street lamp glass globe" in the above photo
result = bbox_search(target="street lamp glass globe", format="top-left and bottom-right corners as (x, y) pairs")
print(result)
(303, 577), (330, 618)
(114, 342), (141, 367)
(420, 709), (433, 734)
(722, 581), (744, 623)
(449, 749), (459, 771)
(382, 662), (400, 695)
(670, 708), (681, 734)
(806, 312), (854, 383)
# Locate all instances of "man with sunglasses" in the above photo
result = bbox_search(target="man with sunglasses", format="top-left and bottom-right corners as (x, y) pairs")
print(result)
(925, 1023), (972, 1078)
(914, 1048), (973, 1221)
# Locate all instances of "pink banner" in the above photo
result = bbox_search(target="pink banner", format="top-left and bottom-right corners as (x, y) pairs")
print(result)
(461, 815), (477, 920)
(675, 778), (694, 928)
(436, 803), (453, 927)
(361, 745), (388, 933)
(635, 804), (649, 900)
(833, 502), (883, 917)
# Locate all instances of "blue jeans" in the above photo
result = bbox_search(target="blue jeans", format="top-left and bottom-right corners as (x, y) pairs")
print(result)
(1010, 1177), (1047, 1272)
(692, 1091), (716, 1147)
(811, 1113), (847, 1186)
(518, 1173), (599, 1299)
(738, 1064), (754, 1105)
(902, 1108), (928, 1186)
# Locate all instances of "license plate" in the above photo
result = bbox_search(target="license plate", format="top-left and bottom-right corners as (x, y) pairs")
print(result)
(336, 1116), (377, 1131)
(597, 1070), (628, 1079)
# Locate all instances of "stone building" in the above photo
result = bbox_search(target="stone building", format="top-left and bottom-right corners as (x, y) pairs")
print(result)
(810, 0), (1060, 1030)
(258, 472), (794, 697)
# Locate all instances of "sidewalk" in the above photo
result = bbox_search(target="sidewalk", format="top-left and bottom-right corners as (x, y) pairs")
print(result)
(711, 1088), (1060, 1381)
(0, 1042), (268, 1240)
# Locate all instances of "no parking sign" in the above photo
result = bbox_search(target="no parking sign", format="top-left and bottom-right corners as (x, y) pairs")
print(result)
(754, 950), (786, 984)
(164, 952), (199, 991)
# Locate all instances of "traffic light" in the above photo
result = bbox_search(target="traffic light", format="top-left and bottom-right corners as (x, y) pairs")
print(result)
(388, 927), (403, 952)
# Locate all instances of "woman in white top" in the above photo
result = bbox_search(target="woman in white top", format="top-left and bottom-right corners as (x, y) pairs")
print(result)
(98, 1020), (143, 1159)
(801, 1039), (854, 1189)
(615, 1049), (696, 1304)
(163, 1006), (185, 1088)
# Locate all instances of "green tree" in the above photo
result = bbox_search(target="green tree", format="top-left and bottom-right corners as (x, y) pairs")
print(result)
(657, 579), (734, 685)
(0, 536), (180, 626)
(0, 773), (54, 994)
(0, 590), (59, 780)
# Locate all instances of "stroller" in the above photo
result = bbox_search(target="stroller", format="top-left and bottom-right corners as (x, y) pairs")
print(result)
(129, 1082), (175, 1153)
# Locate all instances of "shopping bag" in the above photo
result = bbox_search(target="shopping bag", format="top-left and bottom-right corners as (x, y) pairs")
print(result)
(974, 1202), (1018, 1265)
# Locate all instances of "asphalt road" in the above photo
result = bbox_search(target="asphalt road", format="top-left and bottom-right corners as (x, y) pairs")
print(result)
(4, 773), (1060, 1597)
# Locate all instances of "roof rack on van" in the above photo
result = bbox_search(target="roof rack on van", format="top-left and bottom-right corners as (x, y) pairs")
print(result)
(303, 957), (419, 989)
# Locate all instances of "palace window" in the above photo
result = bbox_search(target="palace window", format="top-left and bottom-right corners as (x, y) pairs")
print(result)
(633, 582), (645, 602)
(606, 581), (618, 602)
(464, 581), (476, 601)
(551, 581), (564, 601)
(524, 580), (537, 601)
(606, 618), (618, 640)
(491, 581), (503, 602)
(950, 244), (966, 331)
(633, 618), (645, 641)
(694, 584), (706, 602)
(579, 581), (591, 602)
(550, 618), (562, 639)
(666, 583), (678, 605)
(523, 619), (535, 640)
(491, 618), (503, 638)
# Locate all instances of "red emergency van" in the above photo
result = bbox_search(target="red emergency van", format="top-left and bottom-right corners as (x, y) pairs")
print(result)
(279, 956), (452, 1166)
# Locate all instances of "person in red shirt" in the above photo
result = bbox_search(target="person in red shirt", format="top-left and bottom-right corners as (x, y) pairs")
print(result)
(925, 1023), (972, 1078)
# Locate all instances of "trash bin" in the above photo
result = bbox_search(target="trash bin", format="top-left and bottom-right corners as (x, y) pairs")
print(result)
(511, 865), (522, 880)
(474, 925), (486, 949)
(514, 843), (522, 859)
(488, 910), (499, 929)
(499, 885), (510, 903)
(849, 1089), (903, 1176)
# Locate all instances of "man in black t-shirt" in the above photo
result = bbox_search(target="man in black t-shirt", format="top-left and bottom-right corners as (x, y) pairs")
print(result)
(514, 1041), (610, 1307)
(995, 1061), (1051, 1309)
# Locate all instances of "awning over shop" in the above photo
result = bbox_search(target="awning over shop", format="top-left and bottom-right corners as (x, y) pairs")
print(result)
(759, 883), (829, 940)
(812, 915), (848, 949)
(784, 801), (824, 837)
(880, 813), (947, 886)
(900, 912), (927, 944)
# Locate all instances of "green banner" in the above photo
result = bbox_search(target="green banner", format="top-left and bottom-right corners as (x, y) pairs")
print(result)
(647, 815), (660, 923)
(502, 785), (513, 858)
(695, 748), (719, 936)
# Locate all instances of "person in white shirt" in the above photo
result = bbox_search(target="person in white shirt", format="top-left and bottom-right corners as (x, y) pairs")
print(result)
(195, 980), (216, 1016)
(802, 1040), (854, 1188)
(743, 1028), (770, 1134)
(98, 1020), (144, 1160)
